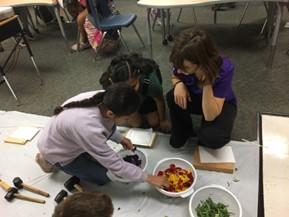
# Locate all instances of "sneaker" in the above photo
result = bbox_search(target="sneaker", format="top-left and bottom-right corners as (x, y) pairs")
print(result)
(284, 21), (289, 28)
(71, 42), (90, 52)
(35, 153), (57, 173)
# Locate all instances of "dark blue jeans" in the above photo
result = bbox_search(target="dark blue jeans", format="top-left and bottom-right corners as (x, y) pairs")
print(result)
(57, 153), (110, 185)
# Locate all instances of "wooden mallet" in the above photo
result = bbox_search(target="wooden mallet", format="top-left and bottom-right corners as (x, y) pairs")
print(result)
(64, 176), (84, 192)
(0, 179), (45, 204)
(13, 177), (49, 197)
(54, 190), (68, 204)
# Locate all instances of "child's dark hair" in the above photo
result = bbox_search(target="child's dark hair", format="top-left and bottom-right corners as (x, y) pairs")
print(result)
(99, 53), (141, 89)
(99, 53), (161, 89)
(54, 83), (140, 116)
(52, 192), (113, 217)
(170, 28), (222, 83)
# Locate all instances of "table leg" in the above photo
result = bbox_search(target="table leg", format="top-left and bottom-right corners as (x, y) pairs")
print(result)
(267, 2), (281, 68)
(167, 9), (173, 41)
(53, 5), (69, 50)
(146, 8), (153, 58)
(161, 9), (167, 45)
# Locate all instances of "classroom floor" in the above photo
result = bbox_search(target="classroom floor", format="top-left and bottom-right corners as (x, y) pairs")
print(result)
(0, 1), (289, 141)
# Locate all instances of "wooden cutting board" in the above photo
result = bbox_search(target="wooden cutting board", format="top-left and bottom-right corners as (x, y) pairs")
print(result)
(192, 145), (235, 174)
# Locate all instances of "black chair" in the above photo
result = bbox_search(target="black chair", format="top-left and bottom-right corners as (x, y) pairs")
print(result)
(0, 15), (42, 104)
(86, 0), (145, 52)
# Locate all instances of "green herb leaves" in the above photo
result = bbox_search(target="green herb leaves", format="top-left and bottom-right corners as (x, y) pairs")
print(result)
(195, 197), (231, 217)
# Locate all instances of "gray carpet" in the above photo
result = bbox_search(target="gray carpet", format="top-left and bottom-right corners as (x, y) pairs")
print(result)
(0, 1), (288, 141)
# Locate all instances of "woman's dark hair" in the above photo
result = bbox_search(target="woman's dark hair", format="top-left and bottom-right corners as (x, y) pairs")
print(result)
(170, 28), (222, 83)
(52, 192), (113, 217)
(54, 83), (140, 116)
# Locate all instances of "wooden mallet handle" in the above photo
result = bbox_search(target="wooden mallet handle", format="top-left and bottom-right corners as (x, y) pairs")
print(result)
(15, 193), (45, 204)
(22, 183), (50, 197)
(0, 179), (12, 191)
(74, 184), (84, 192)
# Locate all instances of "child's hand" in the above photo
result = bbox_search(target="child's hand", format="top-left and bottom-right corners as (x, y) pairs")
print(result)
(159, 119), (171, 133)
(146, 174), (170, 188)
(174, 82), (191, 109)
(120, 137), (134, 150)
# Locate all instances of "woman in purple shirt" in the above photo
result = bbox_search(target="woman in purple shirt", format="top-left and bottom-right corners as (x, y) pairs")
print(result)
(166, 28), (237, 149)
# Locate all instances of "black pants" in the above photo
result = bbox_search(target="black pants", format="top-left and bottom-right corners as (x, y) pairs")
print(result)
(166, 88), (237, 149)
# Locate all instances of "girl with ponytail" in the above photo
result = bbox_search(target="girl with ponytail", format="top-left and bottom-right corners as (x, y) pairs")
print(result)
(36, 84), (168, 188)
(100, 53), (171, 133)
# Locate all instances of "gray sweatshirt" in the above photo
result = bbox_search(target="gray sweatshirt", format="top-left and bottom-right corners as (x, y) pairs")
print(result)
(37, 91), (147, 182)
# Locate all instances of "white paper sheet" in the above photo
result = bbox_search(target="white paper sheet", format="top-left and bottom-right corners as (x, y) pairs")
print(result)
(9, 126), (40, 141)
(199, 145), (236, 163)
(126, 128), (155, 147)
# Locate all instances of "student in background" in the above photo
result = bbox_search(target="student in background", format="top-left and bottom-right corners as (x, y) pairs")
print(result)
(68, 0), (90, 51)
(100, 54), (171, 133)
(36, 84), (168, 188)
(167, 28), (237, 149)
(52, 192), (113, 217)
(69, 0), (116, 52)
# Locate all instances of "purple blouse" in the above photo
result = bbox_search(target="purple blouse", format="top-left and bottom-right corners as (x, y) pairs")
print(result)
(173, 57), (236, 105)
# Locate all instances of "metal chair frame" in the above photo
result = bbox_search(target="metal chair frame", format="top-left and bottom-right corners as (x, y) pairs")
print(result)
(0, 15), (42, 104)
(86, 0), (145, 53)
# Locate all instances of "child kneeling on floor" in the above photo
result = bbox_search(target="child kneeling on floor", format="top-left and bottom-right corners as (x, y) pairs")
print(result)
(36, 84), (168, 189)
(100, 53), (171, 133)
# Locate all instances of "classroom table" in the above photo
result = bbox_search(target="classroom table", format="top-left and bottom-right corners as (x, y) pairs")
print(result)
(0, 110), (261, 217)
(0, 0), (69, 49)
(258, 113), (289, 217)
(137, 0), (288, 67)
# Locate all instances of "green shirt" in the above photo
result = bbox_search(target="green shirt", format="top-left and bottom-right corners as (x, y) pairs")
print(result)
(139, 72), (163, 98)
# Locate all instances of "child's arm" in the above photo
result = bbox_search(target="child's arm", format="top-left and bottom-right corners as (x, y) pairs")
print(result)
(153, 95), (171, 132)
(171, 75), (191, 109)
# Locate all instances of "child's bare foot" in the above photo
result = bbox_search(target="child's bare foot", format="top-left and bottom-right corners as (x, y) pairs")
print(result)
(35, 153), (56, 173)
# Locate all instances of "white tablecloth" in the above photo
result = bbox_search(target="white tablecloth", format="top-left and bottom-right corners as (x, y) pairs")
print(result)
(0, 111), (259, 217)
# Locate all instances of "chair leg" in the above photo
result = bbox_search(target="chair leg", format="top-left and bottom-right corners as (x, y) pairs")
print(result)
(53, 6), (70, 50)
(214, 9), (217, 24)
(94, 32), (107, 61)
(117, 29), (129, 52)
(0, 66), (21, 105)
(260, 18), (268, 35)
(177, 8), (183, 22)
(192, 8), (198, 24)
(62, 7), (72, 23)
(152, 9), (159, 31)
(132, 24), (145, 48)
(26, 6), (39, 33)
(238, 2), (249, 27)
(21, 32), (43, 85)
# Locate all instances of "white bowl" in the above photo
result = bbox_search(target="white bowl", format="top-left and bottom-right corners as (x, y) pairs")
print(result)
(107, 149), (148, 182)
(189, 185), (242, 217)
(152, 157), (197, 198)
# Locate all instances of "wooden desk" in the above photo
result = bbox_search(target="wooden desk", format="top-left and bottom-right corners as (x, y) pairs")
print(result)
(138, 0), (288, 67)
(0, 0), (68, 48)
(258, 113), (289, 217)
